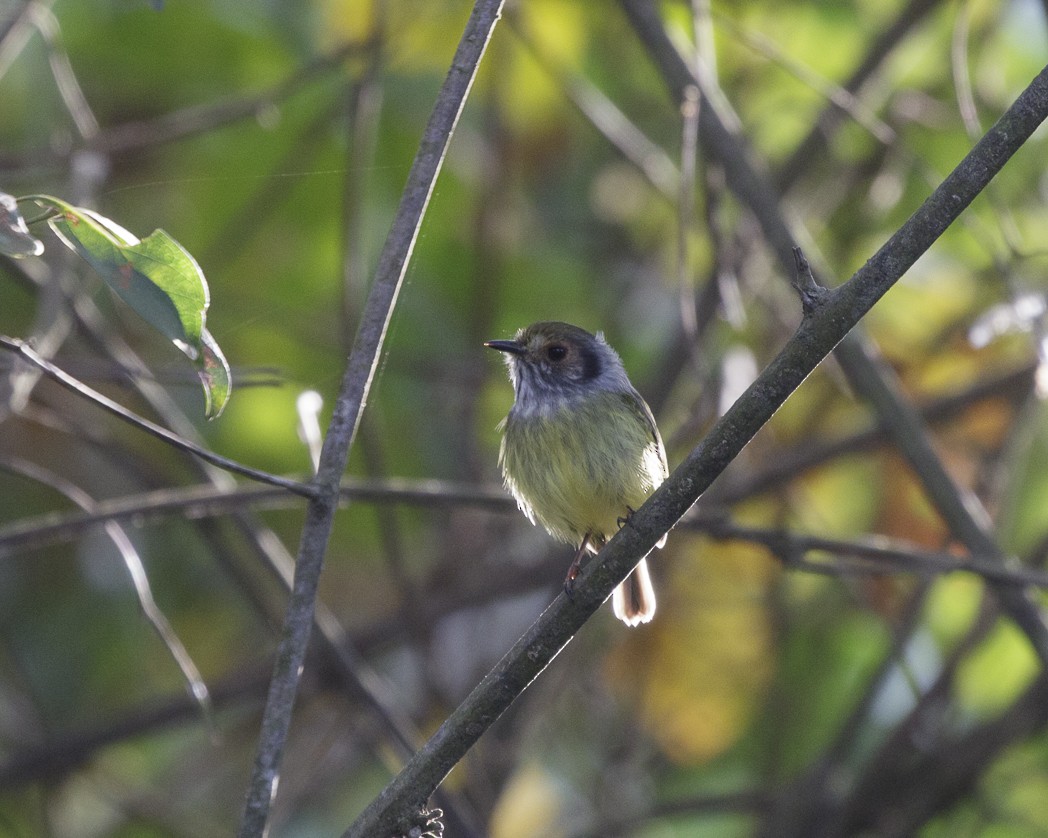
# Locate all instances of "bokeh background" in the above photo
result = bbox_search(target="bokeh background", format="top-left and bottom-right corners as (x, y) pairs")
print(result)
(3, 0), (1048, 835)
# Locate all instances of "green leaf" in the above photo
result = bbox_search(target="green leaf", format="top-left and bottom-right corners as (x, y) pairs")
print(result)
(0, 192), (44, 257)
(28, 196), (230, 418)
(47, 206), (205, 348)
(197, 327), (232, 419)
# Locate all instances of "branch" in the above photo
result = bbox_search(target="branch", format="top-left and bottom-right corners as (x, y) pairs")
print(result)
(0, 477), (512, 556)
(839, 670), (1048, 835)
(0, 663), (270, 788)
(1, 456), (212, 722)
(236, 2), (507, 835)
(343, 58), (1048, 838)
(713, 361), (1035, 503)
(0, 40), (367, 172)
(0, 336), (312, 497)
(775, 0), (946, 191)
(618, 0), (1048, 668)
(701, 516), (1048, 590)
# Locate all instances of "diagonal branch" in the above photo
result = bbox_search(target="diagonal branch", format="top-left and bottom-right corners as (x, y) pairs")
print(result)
(343, 59), (1048, 838)
(0, 335), (312, 497)
(618, 0), (1048, 668)
(235, 2), (507, 836)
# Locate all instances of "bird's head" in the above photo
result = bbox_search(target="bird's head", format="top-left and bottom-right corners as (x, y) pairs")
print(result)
(485, 321), (630, 415)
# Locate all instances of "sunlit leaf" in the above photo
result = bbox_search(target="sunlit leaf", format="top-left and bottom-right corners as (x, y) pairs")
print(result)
(956, 622), (1039, 717)
(47, 205), (204, 347)
(490, 762), (566, 838)
(28, 195), (229, 418)
(0, 192), (44, 257)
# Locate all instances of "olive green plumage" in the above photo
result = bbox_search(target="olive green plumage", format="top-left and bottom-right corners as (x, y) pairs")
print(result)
(486, 321), (668, 626)
(499, 389), (665, 548)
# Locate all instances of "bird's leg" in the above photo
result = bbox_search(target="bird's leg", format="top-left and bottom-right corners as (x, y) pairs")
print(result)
(564, 533), (591, 600)
(616, 506), (637, 530)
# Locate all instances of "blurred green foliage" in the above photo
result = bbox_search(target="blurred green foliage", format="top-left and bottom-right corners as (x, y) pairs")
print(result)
(3, 0), (1048, 836)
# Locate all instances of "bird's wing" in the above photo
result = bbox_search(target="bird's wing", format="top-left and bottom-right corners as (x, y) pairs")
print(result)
(622, 388), (669, 478)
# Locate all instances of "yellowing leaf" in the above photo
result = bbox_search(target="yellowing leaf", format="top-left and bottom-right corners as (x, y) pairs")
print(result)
(790, 455), (883, 538)
(490, 762), (567, 838)
(925, 574), (982, 646)
(607, 539), (775, 763)
(956, 621), (1039, 717)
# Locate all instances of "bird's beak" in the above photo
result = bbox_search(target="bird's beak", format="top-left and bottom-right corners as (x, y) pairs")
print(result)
(484, 339), (525, 355)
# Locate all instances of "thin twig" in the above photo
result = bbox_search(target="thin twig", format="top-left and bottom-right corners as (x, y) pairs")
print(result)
(236, 2), (507, 836)
(835, 670), (1048, 835)
(678, 85), (701, 337)
(28, 3), (99, 140)
(506, 14), (679, 198)
(836, 337), (1048, 657)
(712, 361), (1035, 503)
(0, 662), (271, 788)
(0, 335), (313, 496)
(1, 456), (213, 722)
(714, 10), (895, 145)
(5, 234), (481, 827)
(775, 0), (947, 192)
(0, 477), (512, 556)
(0, 40), (367, 172)
(790, 246), (830, 315)
(702, 516), (1048, 589)
(0, 0), (46, 84)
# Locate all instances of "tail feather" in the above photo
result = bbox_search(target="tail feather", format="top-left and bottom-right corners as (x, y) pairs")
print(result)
(612, 557), (656, 626)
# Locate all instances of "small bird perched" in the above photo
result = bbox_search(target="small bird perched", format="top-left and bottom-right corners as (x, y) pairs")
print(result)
(485, 321), (669, 626)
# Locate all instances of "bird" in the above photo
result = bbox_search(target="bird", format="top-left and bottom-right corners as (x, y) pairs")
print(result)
(485, 321), (669, 626)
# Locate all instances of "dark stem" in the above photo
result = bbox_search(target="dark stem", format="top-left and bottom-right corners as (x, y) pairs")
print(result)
(235, 2), (507, 836)
(0, 335), (313, 497)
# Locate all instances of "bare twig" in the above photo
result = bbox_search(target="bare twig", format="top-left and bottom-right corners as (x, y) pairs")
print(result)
(236, 2), (507, 835)
(4, 234), (484, 828)
(678, 85), (701, 337)
(0, 477), (513, 556)
(712, 361), (1035, 503)
(0, 0), (45, 84)
(0, 663), (271, 789)
(0, 40), (368, 173)
(775, 0), (947, 191)
(1, 456), (212, 722)
(702, 516), (1048, 589)
(27, 3), (99, 139)
(790, 246), (830, 315)
(0, 336), (313, 496)
(507, 14), (679, 198)
(714, 10), (895, 146)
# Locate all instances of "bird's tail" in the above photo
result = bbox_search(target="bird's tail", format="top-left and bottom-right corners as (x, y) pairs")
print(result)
(612, 557), (656, 626)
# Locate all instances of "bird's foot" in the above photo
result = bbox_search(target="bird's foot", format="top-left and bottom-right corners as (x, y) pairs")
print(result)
(563, 535), (591, 600)
(617, 506), (637, 530)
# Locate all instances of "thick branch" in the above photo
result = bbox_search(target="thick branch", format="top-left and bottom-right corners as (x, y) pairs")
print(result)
(343, 60), (1048, 838)
(618, 0), (1048, 671)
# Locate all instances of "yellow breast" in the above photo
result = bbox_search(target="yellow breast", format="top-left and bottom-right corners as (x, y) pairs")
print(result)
(499, 391), (665, 547)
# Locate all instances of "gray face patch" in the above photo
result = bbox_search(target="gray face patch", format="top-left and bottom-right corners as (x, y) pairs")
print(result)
(504, 328), (634, 420)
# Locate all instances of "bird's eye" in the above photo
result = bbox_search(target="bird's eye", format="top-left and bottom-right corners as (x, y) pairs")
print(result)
(546, 344), (568, 362)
